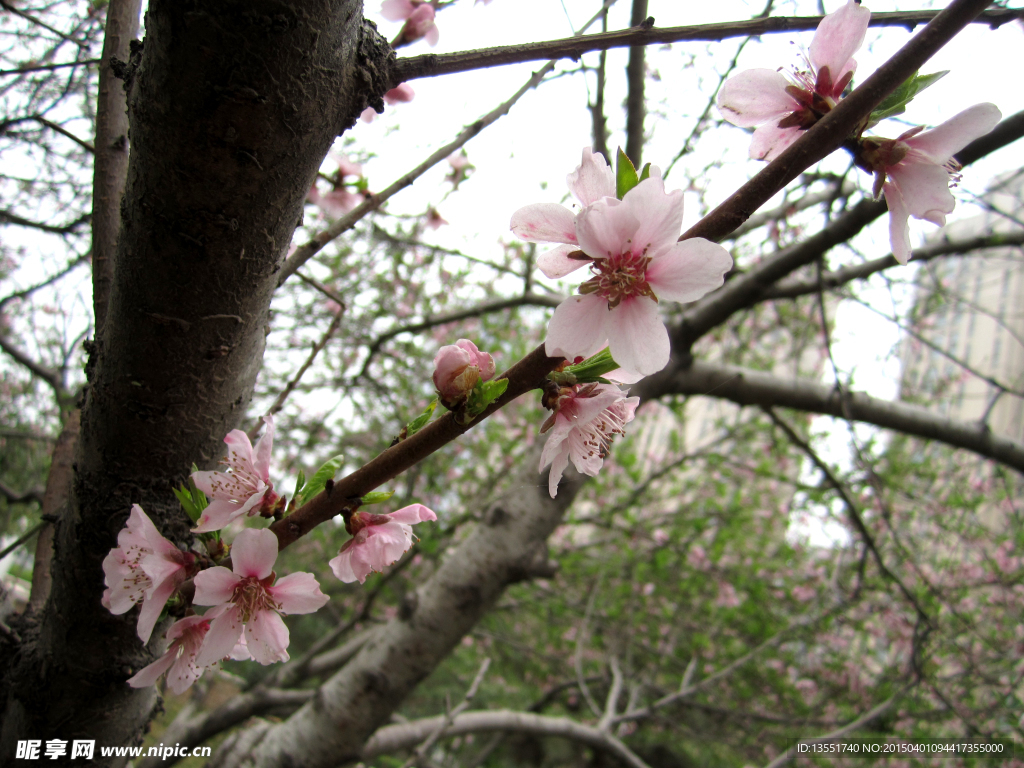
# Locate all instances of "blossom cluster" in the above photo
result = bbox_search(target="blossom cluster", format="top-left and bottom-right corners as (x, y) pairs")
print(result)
(717, 0), (1001, 264)
(103, 416), (437, 693)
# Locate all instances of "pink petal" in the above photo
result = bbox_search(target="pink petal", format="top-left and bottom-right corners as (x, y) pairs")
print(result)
(646, 239), (733, 303)
(545, 294), (610, 362)
(141, 551), (185, 592)
(195, 605), (244, 668)
(230, 528), (278, 579)
(749, 122), (803, 162)
(907, 103), (1001, 163)
(360, 107), (377, 123)
(621, 175), (684, 257)
(381, 0), (415, 21)
(137, 576), (179, 644)
(366, 523), (414, 565)
(718, 69), (797, 128)
(889, 160), (955, 222)
(510, 203), (578, 245)
(269, 572), (329, 615)
(423, 22), (439, 46)
(566, 147), (615, 206)
(190, 497), (244, 534)
(883, 181), (912, 265)
(222, 429), (256, 473)
(127, 647), (177, 689)
(538, 244), (590, 279)
(606, 297), (670, 376)
(244, 610), (291, 665)
(808, 0), (870, 85)
(539, 417), (574, 472)
(385, 503), (437, 525)
(576, 198), (639, 261)
(329, 546), (364, 584)
(193, 566), (241, 606)
(545, 442), (571, 498)
(128, 505), (166, 550)
(605, 367), (644, 384)
(384, 83), (415, 104)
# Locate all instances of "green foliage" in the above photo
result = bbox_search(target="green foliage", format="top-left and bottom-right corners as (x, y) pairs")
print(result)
(866, 70), (948, 127)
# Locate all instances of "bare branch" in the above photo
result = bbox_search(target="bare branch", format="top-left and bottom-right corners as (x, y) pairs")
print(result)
(0, 58), (101, 76)
(639, 359), (1024, 473)
(363, 710), (652, 768)
(31, 115), (94, 153)
(0, 254), (90, 313)
(0, 334), (63, 394)
(0, 484), (44, 509)
(623, 0), (649, 168)
(393, 9), (1024, 82)
(0, 208), (90, 235)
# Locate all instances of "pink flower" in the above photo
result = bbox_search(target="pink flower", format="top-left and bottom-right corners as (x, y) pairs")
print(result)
(329, 152), (363, 179)
(858, 103), (1001, 264)
(383, 0), (439, 47)
(329, 504), (437, 584)
(102, 504), (195, 644)
(433, 339), (495, 406)
(526, 170), (732, 376)
(191, 415), (280, 533)
(308, 185), (359, 217)
(425, 207), (448, 230)
(193, 528), (328, 666)
(360, 83), (416, 123)
(718, 0), (870, 160)
(511, 147), (615, 280)
(539, 382), (639, 498)
(127, 613), (215, 694)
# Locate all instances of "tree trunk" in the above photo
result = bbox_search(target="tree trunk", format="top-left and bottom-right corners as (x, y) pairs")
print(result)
(0, 0), (392, 758)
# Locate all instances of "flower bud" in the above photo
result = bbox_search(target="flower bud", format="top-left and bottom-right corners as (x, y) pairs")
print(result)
(433, 339), (495, 407)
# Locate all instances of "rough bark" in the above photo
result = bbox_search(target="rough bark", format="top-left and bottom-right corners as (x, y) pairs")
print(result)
(623, 0), (648, 168)
(0, 0), (392, 758)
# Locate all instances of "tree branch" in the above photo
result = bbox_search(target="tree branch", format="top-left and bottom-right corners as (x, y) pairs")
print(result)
(0, 334), (63, 394)
(392, 9), (1023, 82)
(0, 208), (90, 235)
(363, 710), (651, 768)
(638, 359), (1024, 473)
(623, 0), (649, 168)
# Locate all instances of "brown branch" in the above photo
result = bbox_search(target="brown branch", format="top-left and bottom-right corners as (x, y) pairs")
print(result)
(0, 334), (63, 394)
(392, 9), (1023, 83)
(0, 209), (90, 235)
(0, 253), (90, 312)
(0, 483), (44, 508)
(246, 311), (344, 441)
(91, 0), (143, 336)
(31, 116), (94, 154)
(0, 58), (101, 76)
(623, 1), (649, 168)
(637, 359), (1024, 473)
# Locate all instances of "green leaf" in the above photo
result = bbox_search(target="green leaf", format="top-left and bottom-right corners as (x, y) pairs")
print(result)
(361, 490), (395, 505)
(406, 399), (437, 437)
(638, 163), (651, 184)
(616, 147), (639, 200)
(173, 471), (209, 522)
(867, 70), (949, 127)
(293, 469), (306, 500)
(299, 454), (344, 505)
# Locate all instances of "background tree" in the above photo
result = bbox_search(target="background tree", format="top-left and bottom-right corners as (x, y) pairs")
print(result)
(0, 0), (1022, 766)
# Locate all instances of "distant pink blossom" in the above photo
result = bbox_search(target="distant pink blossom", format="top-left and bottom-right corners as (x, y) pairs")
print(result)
(329, 504), (437, 583)
(127, 613), (216, 694)
(516, 164), (732, 376)
(102, 504), (195, 644)
(857, 103), (1001, 264)
(308, 185), (359, 217)
(194, 528), (328, 666)
(433, 339), (495, 406)
(191, 415), (280, 533)
(539, 382), (639, 498)
(383, 0), (439, 47)
(360, 83), (416, 123)
(718, 0), (870, 160)
(425, 207), (448, 230)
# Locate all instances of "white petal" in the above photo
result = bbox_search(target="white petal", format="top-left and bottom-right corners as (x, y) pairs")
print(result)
(545, 442), (571, 498)
(621, 176), (684, 256)
(809, 0), (870, 84)
(230, 528), (278, 579)
(749, 122), (804, 162)
(537, 244), (590, 279)
(646, 239), (733, 303)
(883, 182), (912, 265)
(252, 414), (275, 482)
(718, 69), (797, 128)
(195, 606), (244, 668)
(908, 103), (1001, 163)
(545, 294), (610, 362)
(566, 147), (615, 206)
(510, 203), (578, 245)
(576, 198), (639, 261)
(606, 297), (670, 376)
(889, 160), (955, 222)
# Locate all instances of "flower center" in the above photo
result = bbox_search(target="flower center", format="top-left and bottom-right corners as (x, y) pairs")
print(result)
(581, 403), (632, 460)
(578, 248), (655, 309)
(231, 575), (278, 622)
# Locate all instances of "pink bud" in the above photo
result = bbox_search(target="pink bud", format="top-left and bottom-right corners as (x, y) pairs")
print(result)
(432, 339), (494, 406)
